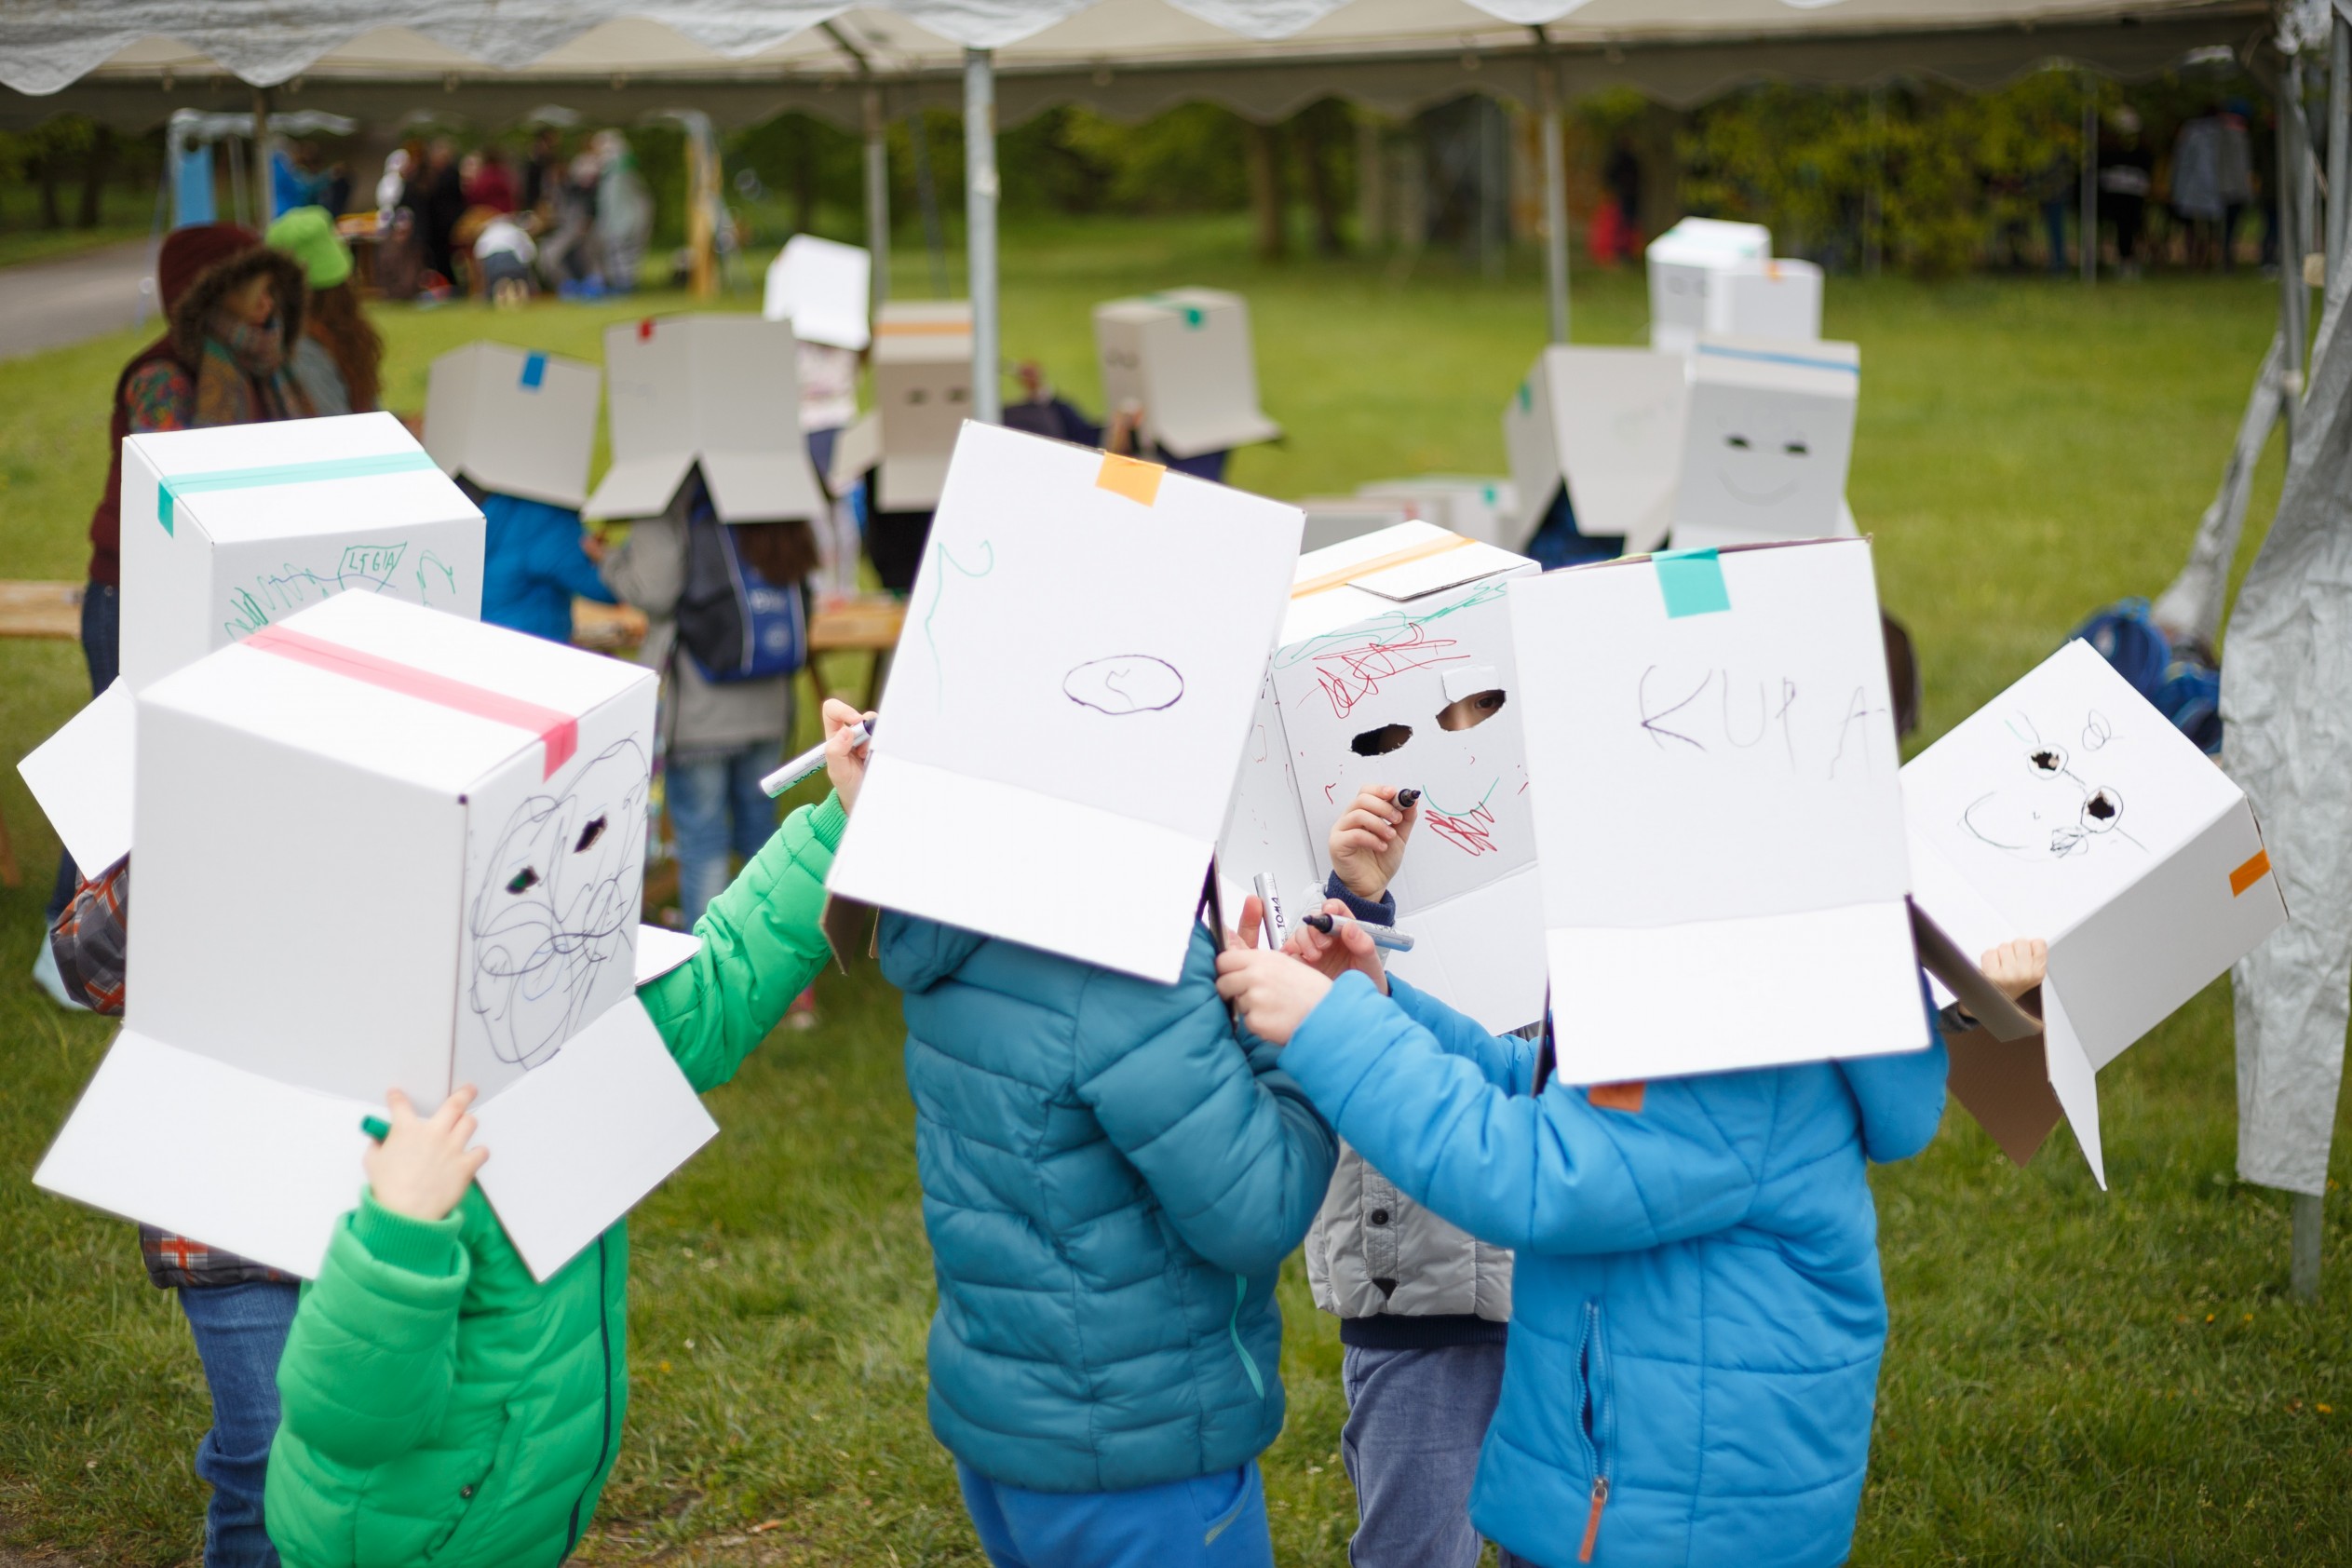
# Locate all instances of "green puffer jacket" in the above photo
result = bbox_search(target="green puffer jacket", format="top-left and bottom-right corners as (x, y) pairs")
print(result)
(264, 794), (845, 1568)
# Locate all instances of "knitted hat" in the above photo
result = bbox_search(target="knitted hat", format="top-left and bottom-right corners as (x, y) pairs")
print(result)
(264, 206), (353, 290)
(157, 223), (261, 315)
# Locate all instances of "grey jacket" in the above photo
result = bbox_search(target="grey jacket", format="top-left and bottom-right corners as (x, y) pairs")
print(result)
(1299, 872), (1513, 1336)
(598, 489), (794, 754)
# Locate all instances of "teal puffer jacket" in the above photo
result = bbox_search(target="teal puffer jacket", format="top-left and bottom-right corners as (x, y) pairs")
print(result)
(879, 915), (1337, 1494)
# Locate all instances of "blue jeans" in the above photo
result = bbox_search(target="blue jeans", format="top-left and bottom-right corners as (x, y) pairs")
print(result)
(1341, 1344), (1533, 1568)
(957, 1459), (1273, 1568)
(47, 583), (120, 920)
(178, 1280), (300, 1568)
(668, 742), (781, 926)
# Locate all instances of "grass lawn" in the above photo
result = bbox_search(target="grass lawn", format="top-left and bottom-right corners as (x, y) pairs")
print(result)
(4, 213), (2348, 1564)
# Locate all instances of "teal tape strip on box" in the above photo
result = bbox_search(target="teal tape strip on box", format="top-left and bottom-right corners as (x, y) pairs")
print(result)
(1654, 547), (1730, 618)
(158, 451), (439, 533)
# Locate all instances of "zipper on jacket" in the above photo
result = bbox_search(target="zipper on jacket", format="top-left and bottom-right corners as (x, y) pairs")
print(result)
(1228, 1274), (1265, 1399)
(1575, 1300), (1614, 1563)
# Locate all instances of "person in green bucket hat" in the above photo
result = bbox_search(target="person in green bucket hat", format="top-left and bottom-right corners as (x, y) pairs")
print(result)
(265, 205), (383, 417)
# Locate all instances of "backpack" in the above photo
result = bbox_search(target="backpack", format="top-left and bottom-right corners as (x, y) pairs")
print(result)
(2066, 599), (2224, 755)
(675, 476), (808, 684)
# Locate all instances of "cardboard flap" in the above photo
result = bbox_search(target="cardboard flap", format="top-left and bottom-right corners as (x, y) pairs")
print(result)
(633, 925), (701, 986)
(34, 1031), (374, 1279)
(1349, 539), (1525, 602)
(701, 448), (827, 524)
(877, 451), (952, 513)
(19, 678), (135, 875)
(763, 235), (872, 351)
(426, 343), (600, 511)
(1944, 1027), (2065, 1168)
(1909, 898), (2041, 1042)
(819, 893), (879, 971)
(471, 995), (720, 1281)
(1151, 408), (1283, 460)
(829, 412), (882, 494)
(583, 453), (693, 523)
(2042, 985), (2107, 1188)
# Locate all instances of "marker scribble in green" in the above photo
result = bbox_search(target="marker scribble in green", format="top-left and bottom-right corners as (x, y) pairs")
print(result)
(923, 538), (997, 706)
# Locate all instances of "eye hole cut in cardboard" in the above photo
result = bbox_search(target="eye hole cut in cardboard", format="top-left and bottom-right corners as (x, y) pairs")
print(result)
(1352, 723), (1413, 756)
(1436, 689), (1507, 732)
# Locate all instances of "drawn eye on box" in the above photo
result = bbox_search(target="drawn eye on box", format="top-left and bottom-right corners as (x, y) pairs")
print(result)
(1958, 710), (2142, 860)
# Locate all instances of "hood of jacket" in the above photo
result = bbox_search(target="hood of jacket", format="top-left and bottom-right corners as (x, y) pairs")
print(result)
(877, 913), (986, 994)
(169, 244), (308, 367)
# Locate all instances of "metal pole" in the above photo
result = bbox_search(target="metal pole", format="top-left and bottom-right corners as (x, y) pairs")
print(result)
(2080, 74), (2097, 284)
(1538, 57), (1570, 343)
(2332, 18), (2350, 282)
(251, 85), (273, 226)
(864, 84), (891, 315)
(964, 47), (1000, 426)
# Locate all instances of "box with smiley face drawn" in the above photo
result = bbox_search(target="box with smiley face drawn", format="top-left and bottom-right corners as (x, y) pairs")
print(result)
(34, 592), (720, 1283)
(1220, 521), (1547, 1033)
(1669, 336), (1859, 550)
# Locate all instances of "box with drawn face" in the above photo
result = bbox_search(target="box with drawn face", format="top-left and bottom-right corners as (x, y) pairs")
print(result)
(35, 591), (718, 1284)
(1503, 345), (1688, 557)
(1094, 288), (1282, 459)
(424, 342), (602, 510)
(870, 300), (974, 511)
(1222, 522), (1547, 1033)
(1705, 259), (1824, 343)
(1903, 638), (2287, 1185)
(585, 313), (826, 524)
(1669, 337), (1859, 550)
(120, 412), (484, 690)
(1647, 217), (1771, 355)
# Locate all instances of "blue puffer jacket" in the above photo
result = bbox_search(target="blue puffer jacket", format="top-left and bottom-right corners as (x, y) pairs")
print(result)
(1282, 973), (1947, 1568)
(480, 491), (614, 644)
(879, 915), (1337, 1494)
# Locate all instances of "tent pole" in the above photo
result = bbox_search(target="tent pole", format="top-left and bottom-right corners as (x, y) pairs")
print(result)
(965, 47), (1000, 425)
(2080, 74), (2097, 285)
(251, 85), (273, 227)
(1537, 50), (1569, 344)
(865, 83), (891, 314)
(2332, 18), (2350, 284)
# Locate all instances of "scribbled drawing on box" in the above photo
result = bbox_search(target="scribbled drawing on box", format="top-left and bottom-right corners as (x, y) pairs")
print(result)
(1959, 710), (2144, 861)
(221, 540), (470, 640)
(1063, 655), (1185, 715)
(467, 739), (651, 1070)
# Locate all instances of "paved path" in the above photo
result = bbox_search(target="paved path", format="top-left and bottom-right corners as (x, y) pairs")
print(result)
(0, 238), (157, 360)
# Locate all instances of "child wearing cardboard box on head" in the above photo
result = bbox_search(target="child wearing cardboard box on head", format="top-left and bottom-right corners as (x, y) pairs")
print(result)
(1214, 907), (2043, 1568)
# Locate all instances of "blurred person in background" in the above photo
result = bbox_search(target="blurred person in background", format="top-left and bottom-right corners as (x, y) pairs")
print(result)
(520, 127), (565, 214)
(594, 130), (653, 293)
(464, 144), (518, 213)
(540, 152), (606, 298)
(265, 207), (383, 415)
(2098, 106), (2154, 278)
(413, 138), (466, 290)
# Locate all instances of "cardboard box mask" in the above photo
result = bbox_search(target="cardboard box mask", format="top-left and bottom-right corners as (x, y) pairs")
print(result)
(585, 313), (826, 524)
(829, 422), (1304, 983)
(424, 342), (601, 510)
(1705, 259), (1824, 343)
(1094, 288), (1282, 459)
(1503, 345), (1688, 556)
(1221, 523), (1547, 1033)
(1669, 337), (1859, 551)
(763, 235), (872, 351)
(1904, 639), (2287, 1184)
(34, 593), (712, 1282)
(1647, 217), (1771, 355)
(1510, 538), (1927, 1082)
(869, 300), (974, 512)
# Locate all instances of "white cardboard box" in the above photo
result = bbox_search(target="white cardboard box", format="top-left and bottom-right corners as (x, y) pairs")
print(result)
(1355, 476), (1521, 548)
(763, 235), (872, 351)
(121, 412), (484, 689)
(1647, 217), (1772, 355)
(585, 313), (826, 525)
(424, 342), (601, 510)
(1221, 522), (1547, 1033)
(1503, 345), (1688, 556)
(830, 423), (1303, 983)
(1903, 638), (2287, 1185)
(1706, 259), (1824, 344)
(1669, 337), (1859, 550)
(36, 592), (711, 1280)
(1094, 288), (1282, 459)
(870, 300), (974, 512)
(1510, 537), (1927, 1082)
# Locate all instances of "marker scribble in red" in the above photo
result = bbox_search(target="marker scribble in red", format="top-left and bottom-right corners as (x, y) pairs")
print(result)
(1424, 804), (1499, 857)
(1306, 625), (1467, 719)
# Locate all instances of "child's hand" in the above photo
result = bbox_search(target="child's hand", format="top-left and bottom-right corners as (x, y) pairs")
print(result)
(1284, 898), (1389, 994)
(366, 1087), (488, 1223)
(1224, 893), (1268, 953)
(1329, 786), (1415, 899)
(1214, 947), (1332, 1046)
(1979, 938), (2048, 1002)
(822, 697), (879, 813)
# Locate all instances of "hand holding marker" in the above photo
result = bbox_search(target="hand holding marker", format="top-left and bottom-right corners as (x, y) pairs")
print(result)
(1302, 912), (1415, 953)
(763, 717), (874, 799)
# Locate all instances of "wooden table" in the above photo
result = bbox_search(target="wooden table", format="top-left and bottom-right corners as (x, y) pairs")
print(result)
(808, 596), (905, 710)
(0, 579), (82, 888)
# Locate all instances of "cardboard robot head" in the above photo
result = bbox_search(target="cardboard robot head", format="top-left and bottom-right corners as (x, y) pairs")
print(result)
(1669, 337), (1859, 549)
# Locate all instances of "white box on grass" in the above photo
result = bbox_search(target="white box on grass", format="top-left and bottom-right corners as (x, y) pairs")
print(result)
(1669, 337), (1859, 550)
(1706, 259), (1824, 344)
(585, 313), (826, 524)
(867, 300), (974, 511)
(830, 423), (1303, 983)
(763, 235), (872, 352)
(34, 592), (716, 1283)
(1903, 638), (2286, 1186)
(1094, 288), (1282, 459)
(1222, 522), (1546, 1034)
(1503, 345), (1688, 557)
(1510, 537), (1927, 1082)
(1647, 217), (1771, 355)
(424, 341), (602, 510)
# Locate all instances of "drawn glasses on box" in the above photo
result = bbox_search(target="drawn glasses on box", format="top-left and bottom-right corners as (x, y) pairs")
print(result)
(1959, 710), (2142, 861)
(467, 739), (651, 1070)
